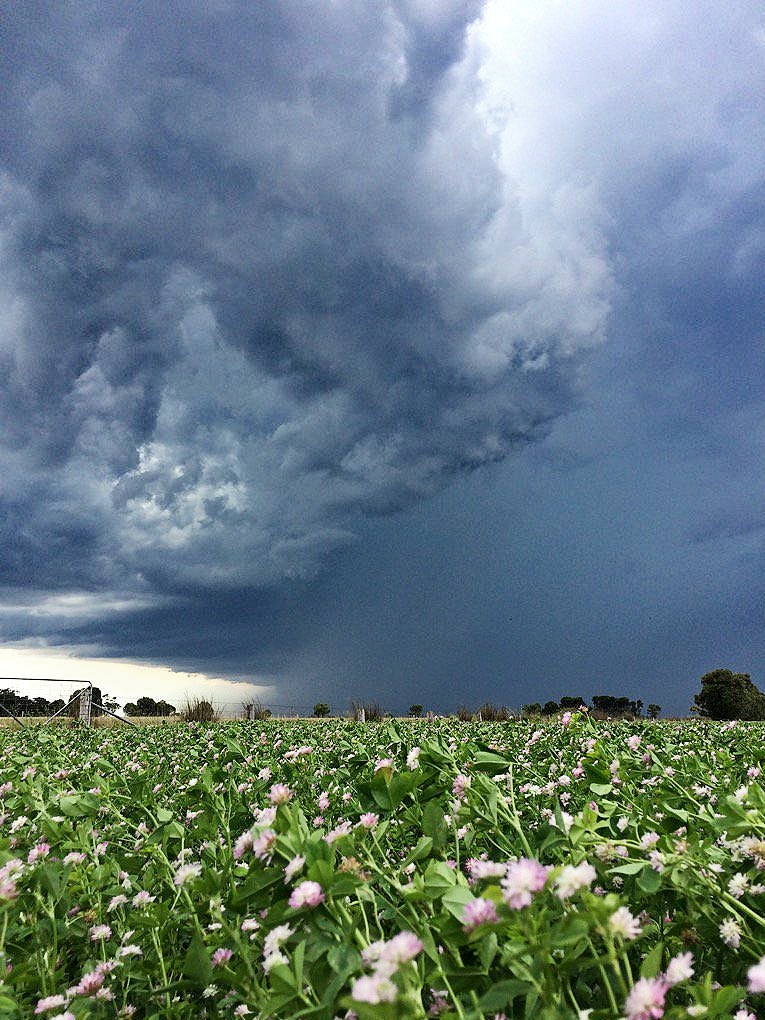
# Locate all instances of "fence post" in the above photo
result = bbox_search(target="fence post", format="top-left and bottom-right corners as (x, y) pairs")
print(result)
(78, 687), (92, 726)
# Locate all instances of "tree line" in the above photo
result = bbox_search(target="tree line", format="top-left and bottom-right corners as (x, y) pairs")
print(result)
(520, 695), (662, 719)
(1, 669), (759, 721)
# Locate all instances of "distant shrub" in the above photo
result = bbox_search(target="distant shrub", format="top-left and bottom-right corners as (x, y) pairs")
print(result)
(182, 698), (219, 722)
(456, 704), (473, 722)
(350, 700), (384, 722)
(476, 701), (512, 722)
(409, 704), (423, 717)
(313, 703), (330, 718)
(242, 701), (272, 720)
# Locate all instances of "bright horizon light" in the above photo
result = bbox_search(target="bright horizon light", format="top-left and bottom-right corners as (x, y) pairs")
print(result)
(0, 647), (274, 715)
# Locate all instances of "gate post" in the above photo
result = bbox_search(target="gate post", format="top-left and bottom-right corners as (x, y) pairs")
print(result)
(78, 687), (92, 726)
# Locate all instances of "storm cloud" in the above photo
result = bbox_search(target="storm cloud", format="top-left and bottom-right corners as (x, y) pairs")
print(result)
(1, 1), (763, 711)
(0, 1), (611, 592)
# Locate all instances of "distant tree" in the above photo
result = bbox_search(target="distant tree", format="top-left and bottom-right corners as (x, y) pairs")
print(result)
(522, 702), (541, 716)
(693, 669), (765, 720)
(100, 693), (122, 714)
(591, 695), (637, 718)
(633, 699), (644, 717)
(541, 700), (559, 716)
(559, 696), (585, 710)
(647, 703), (661, 719)
(136, 696), (159, 716)
(408, 704), (423, 717)
(124, 702), (138, 716)
(313, 703), (330, 718)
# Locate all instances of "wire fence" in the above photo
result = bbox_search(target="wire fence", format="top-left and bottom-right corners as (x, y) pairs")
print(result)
(0, 678), (339, 721)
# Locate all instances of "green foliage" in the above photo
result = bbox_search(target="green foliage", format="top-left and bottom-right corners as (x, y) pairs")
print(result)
(542, 699), (559, 715)
(559, 695), (585, 710)
(476, 701), (512, 721)
(243, 701), (272, 720)
(693, 668), (765, 720)
(0, 715), (763, 1018)
(350, 700), (385, 721)
(181, 697), (219, 722)
(647, 703), (661, 719)
(313, 702), (330, 717)
(408, 704), (423, 717)
(590, 695), (642, 718)
(124, 695), (176, 716)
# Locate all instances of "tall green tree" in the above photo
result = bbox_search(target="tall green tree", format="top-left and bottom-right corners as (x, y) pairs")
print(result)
(693, 668), (765, 720)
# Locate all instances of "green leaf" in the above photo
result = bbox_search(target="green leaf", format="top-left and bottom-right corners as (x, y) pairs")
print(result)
(370, 772), (392, 811)
(637, 866), (662, 894)
(422, 799), (449, 850)
(293, 940), (305, 989)
(37, 862), (63, 897)
(640, 941), (664, 978)
(441, 884), (474, 921)
(472, 751), (508, 772)
(423, 861), (457, 897)
(183, 934), (213, 986)
(479, 931), (498, 970)
(609, 861), (645, 875)
(709, 985), (745, 1015)
(550, 914), (590, 947)
(388, 772), (417, 807)
(58, 793), (99, 817)
(589, 782), (613, 796)
(477, 979), (527, 1011)
(402, 835), (433, 866)
(328, 944), (362, 974)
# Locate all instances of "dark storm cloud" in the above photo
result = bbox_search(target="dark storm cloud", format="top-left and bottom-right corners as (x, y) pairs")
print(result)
(0, 0), (609, 610)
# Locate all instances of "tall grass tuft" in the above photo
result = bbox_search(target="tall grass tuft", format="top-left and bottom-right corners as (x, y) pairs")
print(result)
(350, 700), (385, 722)
(181, 698), (220, 722)
(476, 701), (513, 722)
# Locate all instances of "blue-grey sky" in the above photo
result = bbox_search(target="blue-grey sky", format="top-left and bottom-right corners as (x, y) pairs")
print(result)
(1, 1), (763, 715)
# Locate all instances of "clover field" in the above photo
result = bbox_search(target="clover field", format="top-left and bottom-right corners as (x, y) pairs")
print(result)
(1, 715), (765, 1020)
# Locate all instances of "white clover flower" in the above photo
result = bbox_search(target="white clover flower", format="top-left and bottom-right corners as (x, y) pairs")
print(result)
(284, 855), (305, 883)
(720, 917), (742, 948)
(173, 862), (202, 886)
(554, 861), (597, 899)
(665, 951), (694, 985)
(608, 906), (642, 941)
(728, 873), (749, 899)
(351, 974), (397, 1004)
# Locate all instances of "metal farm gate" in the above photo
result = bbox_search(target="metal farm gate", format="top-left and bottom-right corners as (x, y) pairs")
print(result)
(0, 677), (135, 727)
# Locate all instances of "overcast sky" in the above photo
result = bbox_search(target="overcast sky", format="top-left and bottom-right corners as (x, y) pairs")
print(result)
(1, 1), (763, 715)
